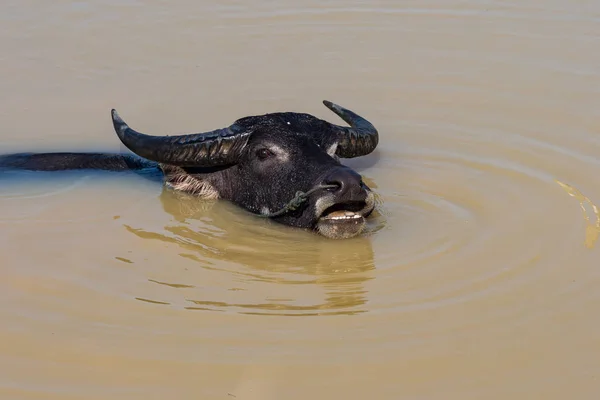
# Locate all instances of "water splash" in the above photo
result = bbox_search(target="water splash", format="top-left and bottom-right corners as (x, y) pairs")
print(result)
(556, 179), (600, 249)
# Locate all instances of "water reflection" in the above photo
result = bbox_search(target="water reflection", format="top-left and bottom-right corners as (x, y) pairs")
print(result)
(126, 188), (377, 316)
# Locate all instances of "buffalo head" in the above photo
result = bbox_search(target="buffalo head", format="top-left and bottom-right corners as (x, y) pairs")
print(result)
(111, 101), (379, 239)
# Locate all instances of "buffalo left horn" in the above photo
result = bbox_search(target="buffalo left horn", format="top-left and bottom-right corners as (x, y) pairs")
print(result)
(110, 109), (251, 167)
(322, 100), (379, 158)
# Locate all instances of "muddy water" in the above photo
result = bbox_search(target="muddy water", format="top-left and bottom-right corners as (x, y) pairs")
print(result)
(1, 0), (600, 399)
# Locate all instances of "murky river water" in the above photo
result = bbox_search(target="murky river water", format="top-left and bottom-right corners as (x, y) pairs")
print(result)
(1, 1), (600, 399)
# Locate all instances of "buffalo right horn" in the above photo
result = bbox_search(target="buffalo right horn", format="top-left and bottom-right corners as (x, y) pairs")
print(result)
(111, 109), (251, 167)
(322, 101), (379, 158)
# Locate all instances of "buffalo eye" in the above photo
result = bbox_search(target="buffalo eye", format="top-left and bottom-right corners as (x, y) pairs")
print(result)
(256, 148), (274, 160)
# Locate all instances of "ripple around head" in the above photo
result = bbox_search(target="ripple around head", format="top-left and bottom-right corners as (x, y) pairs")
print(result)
(118, 121), (600, 323)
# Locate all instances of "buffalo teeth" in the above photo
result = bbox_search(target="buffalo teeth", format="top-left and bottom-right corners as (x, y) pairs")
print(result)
(323, 210), (362, 221)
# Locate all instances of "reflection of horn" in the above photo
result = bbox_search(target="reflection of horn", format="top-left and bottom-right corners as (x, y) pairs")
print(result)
(322, 100), (379, 158)
(111, 109), (251, 167)
(124, 187), (376, 316)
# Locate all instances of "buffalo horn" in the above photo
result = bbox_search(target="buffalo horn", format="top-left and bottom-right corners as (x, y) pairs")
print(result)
(110, 109), (251, 167)
(322, 100), (379, 158)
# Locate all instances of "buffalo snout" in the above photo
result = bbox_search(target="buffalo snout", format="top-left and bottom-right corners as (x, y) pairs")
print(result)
(320, 166), (367, 202)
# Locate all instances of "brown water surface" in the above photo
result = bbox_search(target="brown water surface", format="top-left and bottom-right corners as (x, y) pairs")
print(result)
(1, 1), (600, 399)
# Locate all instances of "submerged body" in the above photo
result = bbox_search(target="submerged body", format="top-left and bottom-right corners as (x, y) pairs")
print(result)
(0, 101), (380, 239)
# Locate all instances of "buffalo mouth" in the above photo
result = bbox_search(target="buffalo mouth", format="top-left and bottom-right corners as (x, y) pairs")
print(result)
(315, 199), (373, 239)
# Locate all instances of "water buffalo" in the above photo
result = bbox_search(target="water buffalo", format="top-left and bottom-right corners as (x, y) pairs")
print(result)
(0, 101), (379, 239)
